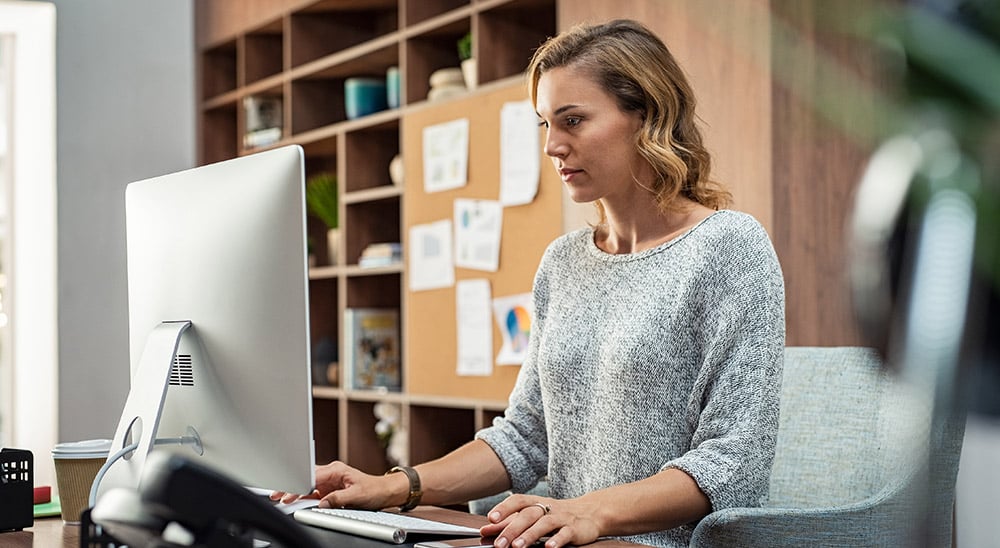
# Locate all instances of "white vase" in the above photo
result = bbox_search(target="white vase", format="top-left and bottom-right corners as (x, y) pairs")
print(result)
(389, 154), (404, 186)
(461, 58), (477, 90)
(327, 228), (340, 265)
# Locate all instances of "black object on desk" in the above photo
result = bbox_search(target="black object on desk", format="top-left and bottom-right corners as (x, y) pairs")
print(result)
(90, 452), (325, 548)
(0, 448), (33, 532)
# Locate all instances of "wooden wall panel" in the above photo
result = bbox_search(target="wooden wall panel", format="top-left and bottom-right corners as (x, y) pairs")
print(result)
(769, 0), (877, 346)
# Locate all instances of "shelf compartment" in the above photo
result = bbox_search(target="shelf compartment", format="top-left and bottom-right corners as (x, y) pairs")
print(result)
(345, 399), (391, 474)
(313, 397), (341, 465)
(244, 18), (285, 85)
(290, 0), (399, 69)
(477, 0), (556, 85)
(309, 277), (340, 343)
(302, 133), (339, 265)
(290, 76), (346, 135)
(344, 197), (401, 267)
(404, 17), (471, 104)
(408, 405), (475, 464)
(201, 101), (239, 165)
(201, 39), (237, 100)
(345, 271), (402, 309)
(344, 119), (400, 193)
(404, 0), (470, 26)
(302, 133), (338, 174)
(290, 43), (398, 135)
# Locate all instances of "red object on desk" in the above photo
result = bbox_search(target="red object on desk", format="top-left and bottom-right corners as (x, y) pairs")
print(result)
(34, 485), (51, 505)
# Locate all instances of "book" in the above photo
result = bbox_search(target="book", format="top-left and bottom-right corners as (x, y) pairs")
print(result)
(359, 242), (402, 269)
(344, 308), (401, 391)
(361, 242), (402, 258)
(242, 127), (281, 149)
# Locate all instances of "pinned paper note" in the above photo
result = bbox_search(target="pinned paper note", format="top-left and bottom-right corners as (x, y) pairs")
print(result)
(499, 100), (540, 206)
(408, 220), (454, 291)
(423, 118), (469, 193)
(456, 279), (493, 376)
(493, 292), (533, 365)
(454, 199), (502, 272)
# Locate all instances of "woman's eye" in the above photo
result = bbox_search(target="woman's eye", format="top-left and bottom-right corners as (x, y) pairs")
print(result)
(537, 119), (549, 128)
(565, 116), (581, 127)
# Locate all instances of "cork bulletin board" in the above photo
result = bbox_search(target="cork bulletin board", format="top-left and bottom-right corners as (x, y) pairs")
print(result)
(402, 81), (563, 402)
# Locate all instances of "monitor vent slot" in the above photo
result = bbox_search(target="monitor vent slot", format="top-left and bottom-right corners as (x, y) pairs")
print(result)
(169, 355), (194, 386)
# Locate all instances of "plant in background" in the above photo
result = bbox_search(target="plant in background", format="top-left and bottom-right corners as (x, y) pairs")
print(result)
(457, 31), (476, 90)
(305, 172), (338, 229)
(457, 31), (472, 61)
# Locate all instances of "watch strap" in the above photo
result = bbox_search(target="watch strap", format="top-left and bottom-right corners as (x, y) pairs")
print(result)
(385, 465), (422, 511)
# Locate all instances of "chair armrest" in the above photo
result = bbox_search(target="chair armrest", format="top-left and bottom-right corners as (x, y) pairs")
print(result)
(689, 490), (920, 548)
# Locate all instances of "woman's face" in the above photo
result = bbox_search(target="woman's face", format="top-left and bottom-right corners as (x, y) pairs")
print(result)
(535, 66), (648, 206)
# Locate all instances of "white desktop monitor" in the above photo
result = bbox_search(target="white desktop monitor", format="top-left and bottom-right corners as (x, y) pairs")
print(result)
(97, 145), (315, 501)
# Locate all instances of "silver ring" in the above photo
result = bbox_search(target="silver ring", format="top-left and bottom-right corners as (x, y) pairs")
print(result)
(531, 502), (551, 515)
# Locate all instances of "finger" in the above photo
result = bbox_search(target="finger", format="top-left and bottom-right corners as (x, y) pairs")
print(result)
(508, 514), (554, 548)
(543, 528), (573, 548)
(495, 505), (552, 548)
(480, 514), (513, 537)
(487, 493), (536, 523)
(317, 492), (342, 509)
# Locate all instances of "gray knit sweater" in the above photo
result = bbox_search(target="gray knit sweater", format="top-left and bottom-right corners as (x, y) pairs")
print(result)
(476, 210), (785, 548)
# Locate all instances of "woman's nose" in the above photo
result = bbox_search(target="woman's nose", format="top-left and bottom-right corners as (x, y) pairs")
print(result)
(543, 129), (566, 158)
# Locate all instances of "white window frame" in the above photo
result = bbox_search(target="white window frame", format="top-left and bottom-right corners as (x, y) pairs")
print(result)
(0, 0), (58, 490)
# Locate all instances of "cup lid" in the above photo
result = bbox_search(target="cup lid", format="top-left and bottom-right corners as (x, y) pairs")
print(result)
(52, 438), (112, 459)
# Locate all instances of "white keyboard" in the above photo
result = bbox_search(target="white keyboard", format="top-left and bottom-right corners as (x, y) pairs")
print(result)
(293, 508), (481, 544)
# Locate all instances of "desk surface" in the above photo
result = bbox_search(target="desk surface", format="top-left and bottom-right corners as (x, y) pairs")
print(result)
(9, 508), (642, 548)
(2, 517), (79, 547)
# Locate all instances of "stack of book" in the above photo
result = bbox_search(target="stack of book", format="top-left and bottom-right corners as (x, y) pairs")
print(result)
(243, 95), (282, 149)
(358, 242), (402, 268)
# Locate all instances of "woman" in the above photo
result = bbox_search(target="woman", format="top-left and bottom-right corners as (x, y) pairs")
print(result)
(277, 19), (785, 548)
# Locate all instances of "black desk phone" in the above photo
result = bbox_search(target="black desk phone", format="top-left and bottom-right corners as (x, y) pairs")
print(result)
(90, 452), (324, 548)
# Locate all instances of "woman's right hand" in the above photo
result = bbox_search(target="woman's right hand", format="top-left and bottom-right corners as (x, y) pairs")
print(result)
(270, 461), (405, 510)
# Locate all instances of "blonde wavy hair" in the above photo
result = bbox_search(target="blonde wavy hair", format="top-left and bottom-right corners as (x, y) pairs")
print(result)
(527, 19), (732, 219)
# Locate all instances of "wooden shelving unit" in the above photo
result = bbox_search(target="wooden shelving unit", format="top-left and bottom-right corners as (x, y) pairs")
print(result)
(196, 0), (556, 476)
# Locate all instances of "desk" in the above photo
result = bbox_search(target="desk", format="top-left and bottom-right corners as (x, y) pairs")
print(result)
(2, 517), (79, 547)
(5, 508), (642, 548)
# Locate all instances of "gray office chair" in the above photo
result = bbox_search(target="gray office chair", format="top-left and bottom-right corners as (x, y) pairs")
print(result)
(690, 346), (966, 547)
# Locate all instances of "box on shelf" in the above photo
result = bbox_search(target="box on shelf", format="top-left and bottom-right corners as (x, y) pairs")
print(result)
(344, 308), (401, 391)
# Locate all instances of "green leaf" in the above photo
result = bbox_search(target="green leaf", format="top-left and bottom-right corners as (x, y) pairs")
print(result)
(306, 172), (339, 229)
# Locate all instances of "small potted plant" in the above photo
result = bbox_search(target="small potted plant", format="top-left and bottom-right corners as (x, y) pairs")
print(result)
(305, 172), (340, 264)
(457, 31), (476, 90)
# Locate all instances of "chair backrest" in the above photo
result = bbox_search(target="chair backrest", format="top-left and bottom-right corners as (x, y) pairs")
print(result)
(767, 346), (933, 508)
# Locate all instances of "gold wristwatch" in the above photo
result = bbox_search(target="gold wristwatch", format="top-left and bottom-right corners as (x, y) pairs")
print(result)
(385, 465), (422, 511)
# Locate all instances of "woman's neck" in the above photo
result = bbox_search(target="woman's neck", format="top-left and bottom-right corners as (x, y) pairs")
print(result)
(596, 197), (715, 254)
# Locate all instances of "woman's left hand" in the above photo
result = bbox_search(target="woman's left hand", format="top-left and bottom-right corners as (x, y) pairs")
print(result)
(479, 494), (602, 548)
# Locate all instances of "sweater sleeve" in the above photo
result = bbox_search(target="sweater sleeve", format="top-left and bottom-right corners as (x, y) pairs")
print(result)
(662, 221), (785, 512)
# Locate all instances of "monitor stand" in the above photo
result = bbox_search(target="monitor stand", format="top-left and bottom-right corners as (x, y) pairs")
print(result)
(96, 320), (203, 502)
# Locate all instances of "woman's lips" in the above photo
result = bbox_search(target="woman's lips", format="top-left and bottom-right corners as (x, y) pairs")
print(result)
(559, 167), (582, 181)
